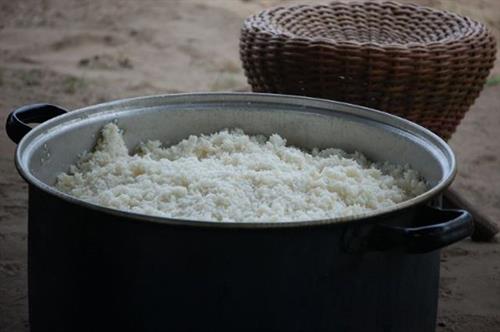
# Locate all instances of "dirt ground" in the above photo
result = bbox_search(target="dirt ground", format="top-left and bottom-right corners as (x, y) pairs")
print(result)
(0, 0), (499, 331)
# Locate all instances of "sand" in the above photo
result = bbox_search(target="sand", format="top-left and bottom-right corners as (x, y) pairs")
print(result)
(0, 0), (498, 331)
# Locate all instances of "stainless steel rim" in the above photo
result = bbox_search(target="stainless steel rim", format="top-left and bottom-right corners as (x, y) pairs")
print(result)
(15, 92), (456, 228)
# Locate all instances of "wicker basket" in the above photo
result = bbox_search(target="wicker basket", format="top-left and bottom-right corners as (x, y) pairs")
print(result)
(240, 1), (496, 140)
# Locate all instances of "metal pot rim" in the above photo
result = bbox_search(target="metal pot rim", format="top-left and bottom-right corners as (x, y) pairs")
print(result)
(14, 92), (456, 228)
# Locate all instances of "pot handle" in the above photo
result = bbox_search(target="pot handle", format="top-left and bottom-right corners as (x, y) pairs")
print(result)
(346, 206), (474, 254)
(6, 103), (67, 144)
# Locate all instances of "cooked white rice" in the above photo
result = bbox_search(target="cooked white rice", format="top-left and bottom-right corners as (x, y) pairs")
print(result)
(55, 123), (427, 222)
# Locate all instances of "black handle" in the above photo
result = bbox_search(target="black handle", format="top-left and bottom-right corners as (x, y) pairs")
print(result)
(6, 103), (67, 144)
(369, 206), (473, 253)
(344, 205), (474, 254)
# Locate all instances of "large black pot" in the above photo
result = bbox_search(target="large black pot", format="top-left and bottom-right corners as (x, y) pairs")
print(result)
(6, 93), (472, 332)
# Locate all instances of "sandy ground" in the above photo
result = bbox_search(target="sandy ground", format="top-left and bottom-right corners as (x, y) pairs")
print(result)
(0, 0), (499, 331)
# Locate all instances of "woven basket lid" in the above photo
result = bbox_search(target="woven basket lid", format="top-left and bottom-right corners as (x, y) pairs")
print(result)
(240, 1), (497, 140)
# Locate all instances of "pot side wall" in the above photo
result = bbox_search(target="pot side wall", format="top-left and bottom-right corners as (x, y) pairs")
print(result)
(28, 187), (440, 332)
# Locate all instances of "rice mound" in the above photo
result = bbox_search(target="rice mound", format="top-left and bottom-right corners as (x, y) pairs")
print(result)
(55, 123), (427, 222)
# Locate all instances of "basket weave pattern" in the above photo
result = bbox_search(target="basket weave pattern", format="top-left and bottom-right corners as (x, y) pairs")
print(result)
(240, 1), (497, 139)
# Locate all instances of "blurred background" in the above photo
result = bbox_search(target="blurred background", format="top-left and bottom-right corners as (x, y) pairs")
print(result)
(1, 1), (499, 331)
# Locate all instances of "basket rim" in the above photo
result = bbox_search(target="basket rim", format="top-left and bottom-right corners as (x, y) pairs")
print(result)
(242, 0), (491, 49)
